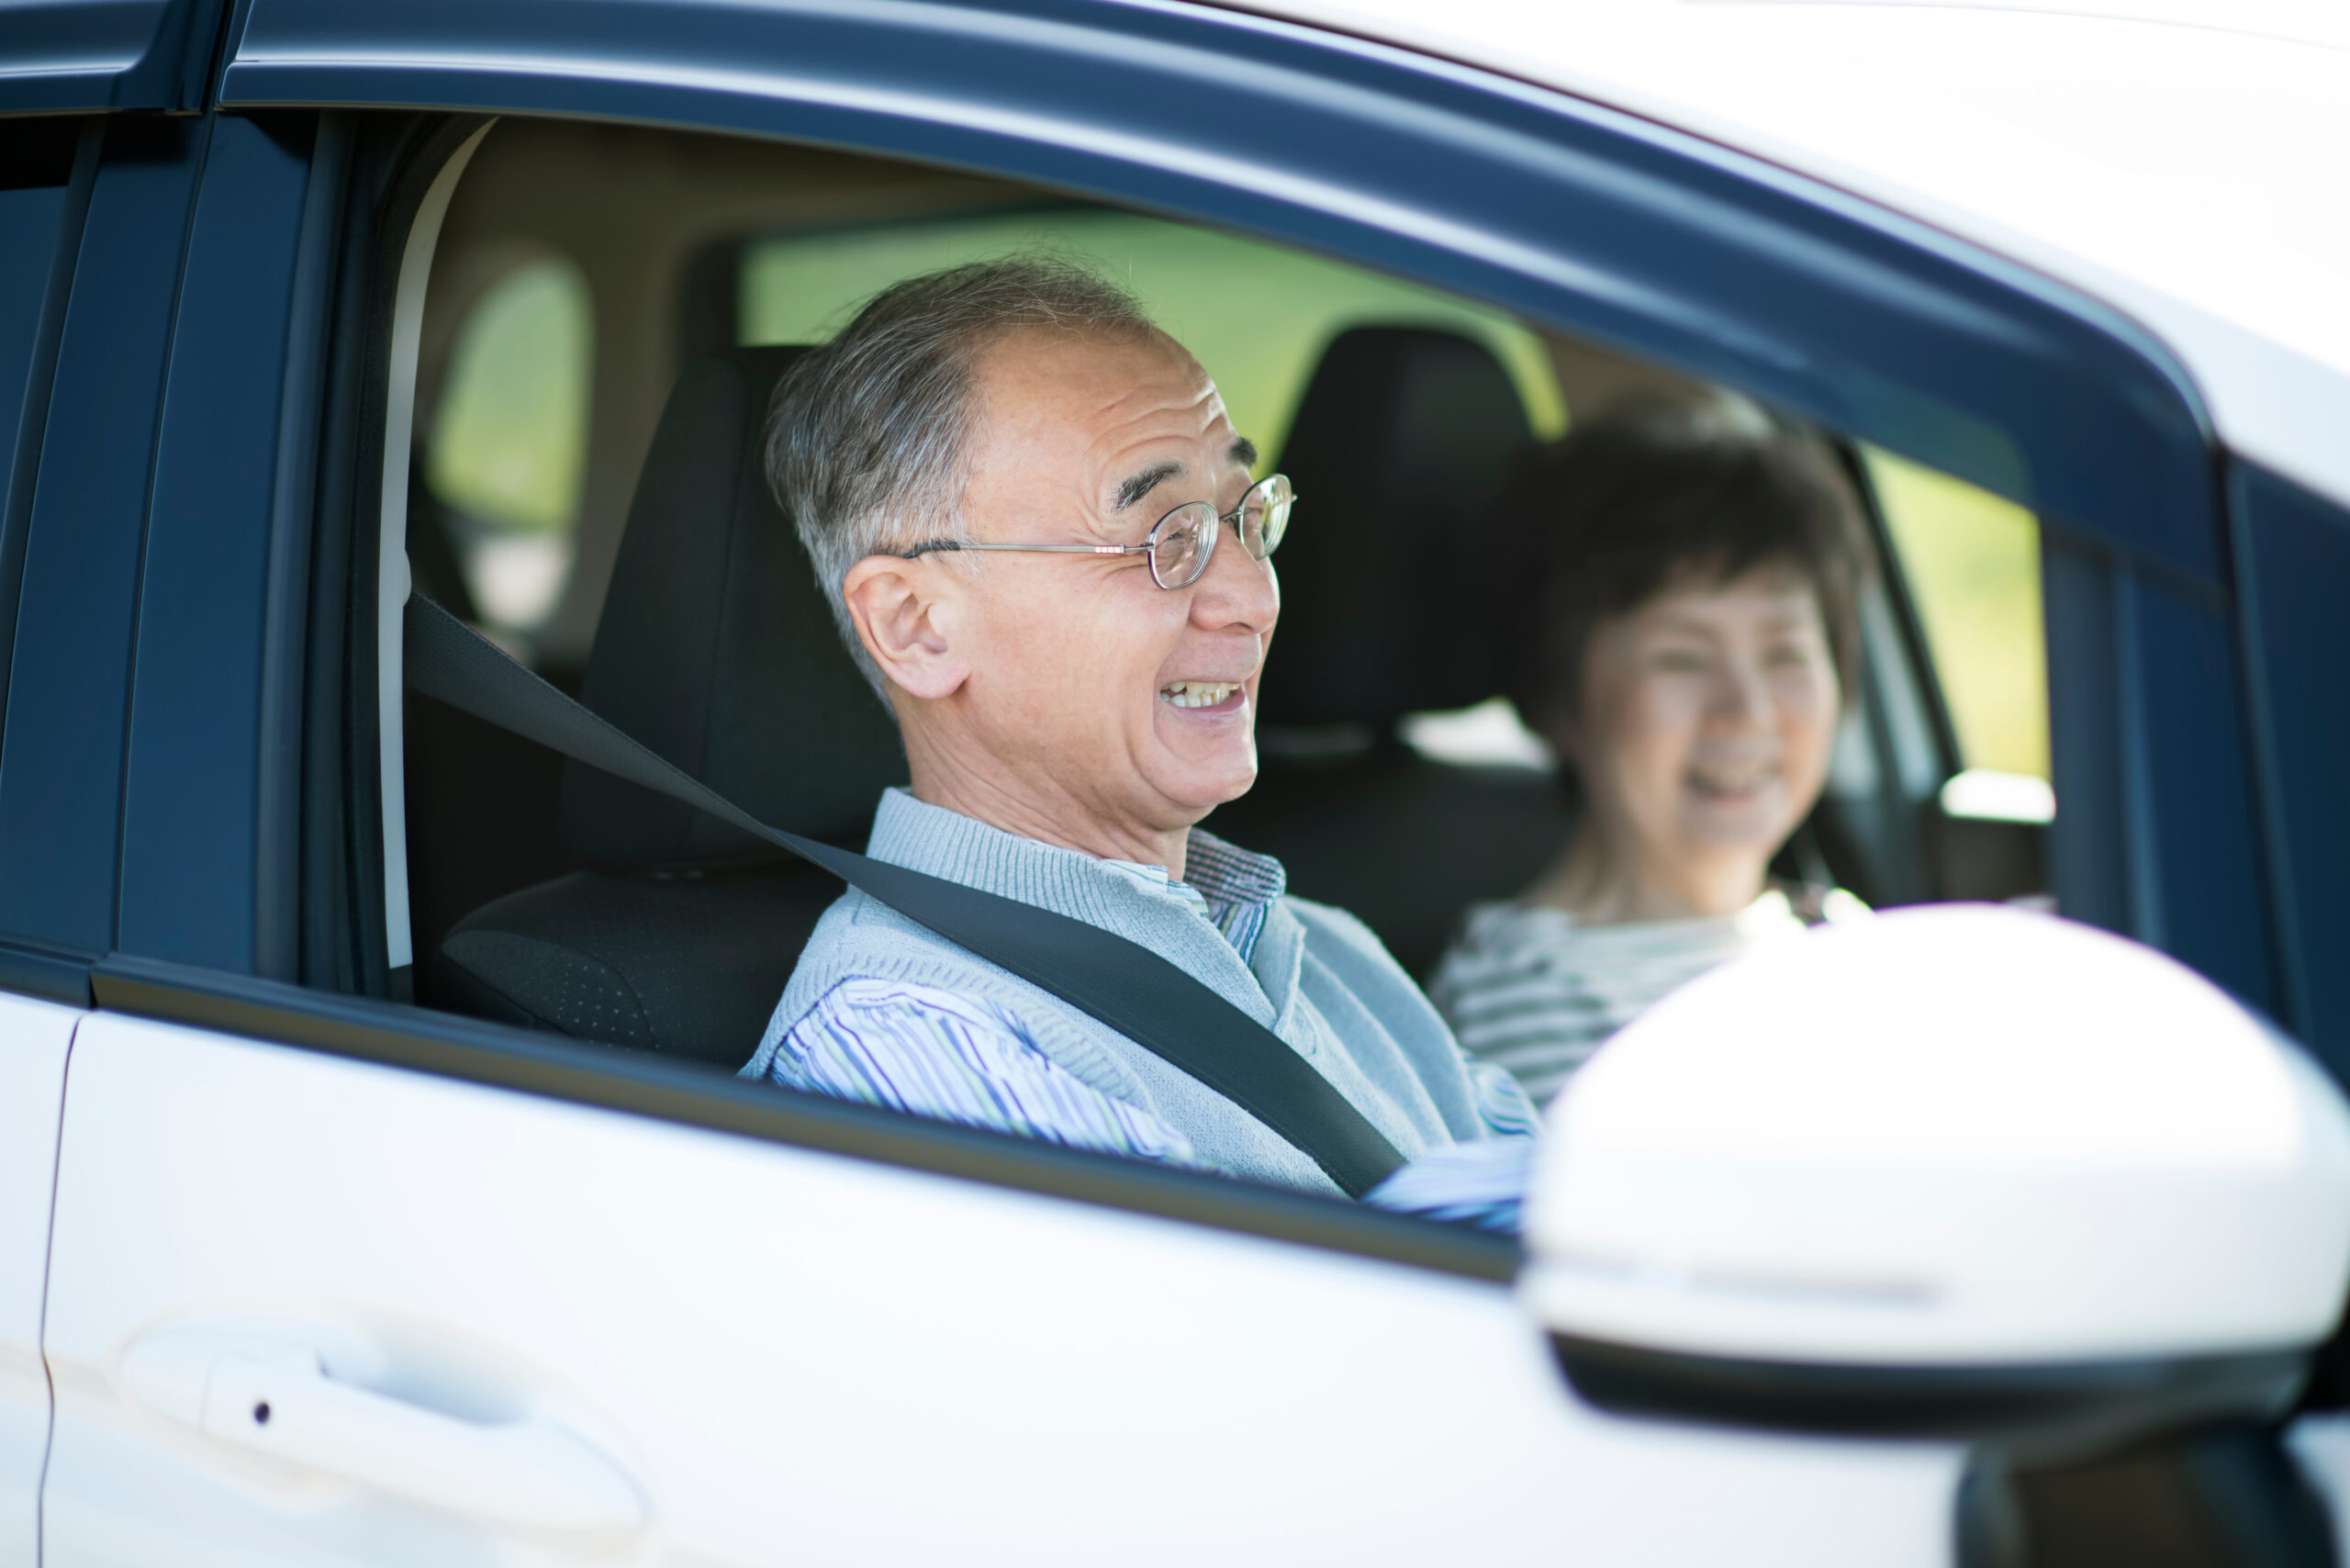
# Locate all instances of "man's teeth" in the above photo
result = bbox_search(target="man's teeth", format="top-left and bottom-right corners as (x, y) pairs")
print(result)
(1161, 680), (1239, 709)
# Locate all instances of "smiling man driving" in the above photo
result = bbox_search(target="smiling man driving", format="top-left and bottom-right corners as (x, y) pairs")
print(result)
(737, 258), (1536, 1226)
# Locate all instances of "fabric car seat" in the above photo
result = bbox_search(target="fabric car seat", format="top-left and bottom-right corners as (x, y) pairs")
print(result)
(1204, 327), (1571, 979)
(432, 346), (908, 1067)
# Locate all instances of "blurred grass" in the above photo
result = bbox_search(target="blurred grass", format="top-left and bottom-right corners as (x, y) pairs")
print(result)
(428, 257), (593, 533)
(738, 206), (1566, 458)
(1864, 448), (2050, 781)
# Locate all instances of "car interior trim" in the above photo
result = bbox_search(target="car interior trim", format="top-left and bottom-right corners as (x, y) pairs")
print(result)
(372, 118), (491, 977)
(84, 950), (1523, 1282)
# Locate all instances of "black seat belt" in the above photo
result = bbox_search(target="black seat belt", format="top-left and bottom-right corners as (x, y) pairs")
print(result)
(403, 594), (1406, 1198)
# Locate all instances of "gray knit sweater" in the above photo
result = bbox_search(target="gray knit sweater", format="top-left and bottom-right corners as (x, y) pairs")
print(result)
(742, 789), (1529, 1194)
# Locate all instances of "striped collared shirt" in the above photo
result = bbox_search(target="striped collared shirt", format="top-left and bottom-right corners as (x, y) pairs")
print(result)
(1430, 884), (1868, 1111)
(759, 831), (1536, 1230)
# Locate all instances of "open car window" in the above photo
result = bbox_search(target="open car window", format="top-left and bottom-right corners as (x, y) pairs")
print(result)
(388, 115), (2065, 1194)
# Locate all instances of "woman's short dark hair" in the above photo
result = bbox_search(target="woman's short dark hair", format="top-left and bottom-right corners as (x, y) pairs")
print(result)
(1496, 395), (1877, 749)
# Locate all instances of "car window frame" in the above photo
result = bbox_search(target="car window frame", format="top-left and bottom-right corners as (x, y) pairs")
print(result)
(77, 0), (2298, 1267)
(90, 946), (1521, 1280)
(217, 0), (2251, 969)
(222, 0), (2222, 574)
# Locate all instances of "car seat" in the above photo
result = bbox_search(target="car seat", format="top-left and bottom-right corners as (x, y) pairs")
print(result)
(1203, 327), (1572, 978)
(431, 346), (908, 1067)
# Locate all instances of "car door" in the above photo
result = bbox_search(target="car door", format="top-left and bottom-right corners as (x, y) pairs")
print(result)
(0, 988), (74, 1565)
(31, 0), (2273, 1561)
(0, 77), (224, 1561)
(0, 115), (92, 1562)
(48, 1001), (1971, 1564)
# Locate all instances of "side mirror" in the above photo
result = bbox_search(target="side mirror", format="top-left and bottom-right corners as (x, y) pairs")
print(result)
(1524, 905), (2350, 1461)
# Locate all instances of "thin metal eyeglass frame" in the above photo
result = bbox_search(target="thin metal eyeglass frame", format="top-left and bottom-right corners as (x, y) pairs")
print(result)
(899, 475), (1293, 590)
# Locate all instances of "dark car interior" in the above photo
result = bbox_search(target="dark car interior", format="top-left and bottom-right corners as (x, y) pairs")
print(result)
(403, 118), (2049, 1070)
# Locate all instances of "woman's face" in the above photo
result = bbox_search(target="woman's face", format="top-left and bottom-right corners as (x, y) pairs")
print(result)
(1561, 564), (1842, 892)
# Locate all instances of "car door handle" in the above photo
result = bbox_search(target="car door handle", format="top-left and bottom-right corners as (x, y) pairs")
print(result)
(121, 1333), (644, 1531)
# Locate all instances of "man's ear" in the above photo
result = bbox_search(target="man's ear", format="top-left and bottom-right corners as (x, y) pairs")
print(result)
(842, 554), (969, 701)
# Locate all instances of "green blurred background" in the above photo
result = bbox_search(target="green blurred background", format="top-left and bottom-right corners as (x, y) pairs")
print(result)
(426, 209), (2047, 782)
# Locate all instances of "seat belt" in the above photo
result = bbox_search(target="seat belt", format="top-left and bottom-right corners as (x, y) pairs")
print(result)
(402, 594), (1406, 1198)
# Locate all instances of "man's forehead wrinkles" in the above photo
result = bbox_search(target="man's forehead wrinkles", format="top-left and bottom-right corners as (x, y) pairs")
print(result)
(1094, 382), (1220, 433)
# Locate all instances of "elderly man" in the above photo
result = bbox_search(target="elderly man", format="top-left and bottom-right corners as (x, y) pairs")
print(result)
(738, 258), (1534, 1226)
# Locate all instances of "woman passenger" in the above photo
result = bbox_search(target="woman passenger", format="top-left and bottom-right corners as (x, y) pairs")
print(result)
(1427, 397), (1877, 1110)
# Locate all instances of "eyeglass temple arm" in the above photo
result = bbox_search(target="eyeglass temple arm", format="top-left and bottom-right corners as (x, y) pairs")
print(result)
(899, 541), (1138, 559)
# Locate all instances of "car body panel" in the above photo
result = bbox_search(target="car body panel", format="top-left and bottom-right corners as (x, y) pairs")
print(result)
(0, 992), (79, 1564)
(196, 0), (2341, 1040)
(2231, 462), (2350, 1065)
(0, 115), (207, 957)
(115, 110), (328, 978)
(1220, 0), (2350, 514)
(2039, 546), (2282, 1023)
(0, 0), (231, 115)
(0, 0), (2341, 1554)
(217, 0), (2222, 577)
(0, 116), (95, 774)
(41, 1013), (1959, 1564)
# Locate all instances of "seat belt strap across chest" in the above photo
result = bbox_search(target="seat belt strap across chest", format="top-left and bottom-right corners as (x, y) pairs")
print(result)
(403, 594), (1406, 1198)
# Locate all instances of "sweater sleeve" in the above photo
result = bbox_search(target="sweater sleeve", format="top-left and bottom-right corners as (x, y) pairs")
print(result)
(761, 977), (1206, 1169)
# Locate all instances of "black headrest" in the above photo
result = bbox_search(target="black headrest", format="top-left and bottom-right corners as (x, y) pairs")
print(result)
(562, 347), (907, 868)
(1260, 327), (1534, 728)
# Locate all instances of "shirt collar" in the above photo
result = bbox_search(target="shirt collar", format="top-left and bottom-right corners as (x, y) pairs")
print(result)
(860, 790), (1289, 964)
(1181, 829), (1287, 910)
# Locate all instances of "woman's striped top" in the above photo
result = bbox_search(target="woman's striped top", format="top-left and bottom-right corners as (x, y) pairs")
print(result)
(1427, 884), (1868, 1113)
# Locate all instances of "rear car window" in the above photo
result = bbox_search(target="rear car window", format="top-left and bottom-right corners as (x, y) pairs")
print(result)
(423, 254), (595, 653)
(1868, 449), (2055, 834)
(736, 205), (1566, 455)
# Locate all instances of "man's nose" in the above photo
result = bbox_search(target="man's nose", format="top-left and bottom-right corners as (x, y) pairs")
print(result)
(1190, 523), (1280, 633)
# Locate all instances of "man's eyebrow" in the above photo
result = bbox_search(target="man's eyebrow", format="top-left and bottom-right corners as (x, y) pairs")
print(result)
(1228, 436), (1259, 470)
(1113, 461), (1185, 512)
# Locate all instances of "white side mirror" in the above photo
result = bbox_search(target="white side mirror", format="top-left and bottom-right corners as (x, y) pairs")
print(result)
(1524, 905), (2350, 1456)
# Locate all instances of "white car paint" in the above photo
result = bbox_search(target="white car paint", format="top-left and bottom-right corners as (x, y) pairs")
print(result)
(0, 993), (79, 1564)
(27, 6), (2340, 1560)
(1529, 907), (2350, 1362)
(1223, 0), (2350, 509)
(39, 1015), (1957, 1564)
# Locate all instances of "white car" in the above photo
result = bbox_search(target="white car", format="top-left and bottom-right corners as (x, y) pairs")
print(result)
(2, 0), (2346, 1562)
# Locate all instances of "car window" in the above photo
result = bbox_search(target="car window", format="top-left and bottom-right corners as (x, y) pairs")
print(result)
(1867, 449), (2051, 807)
(420, 254), (594, 657)
(737, 205), (1566, 457)
(1863, 448), (2054, 906)
(387, 115), (2069, 1199)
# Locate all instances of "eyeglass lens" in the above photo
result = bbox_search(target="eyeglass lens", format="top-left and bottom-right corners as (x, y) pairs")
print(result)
(1145, 476), (1292, 589)
(1149, 504), (1216, 589)
(1239, 474), (1292, 560)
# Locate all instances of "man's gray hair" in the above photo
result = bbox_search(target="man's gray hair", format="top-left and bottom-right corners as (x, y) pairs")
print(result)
(765, 256), (1159, 699)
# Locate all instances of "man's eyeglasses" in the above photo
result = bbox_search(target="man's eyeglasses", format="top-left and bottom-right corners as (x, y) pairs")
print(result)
(900, 474), (1293, 590)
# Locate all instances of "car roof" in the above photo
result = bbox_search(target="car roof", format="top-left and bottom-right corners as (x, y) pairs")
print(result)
(1220, 0), (2350, 510)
